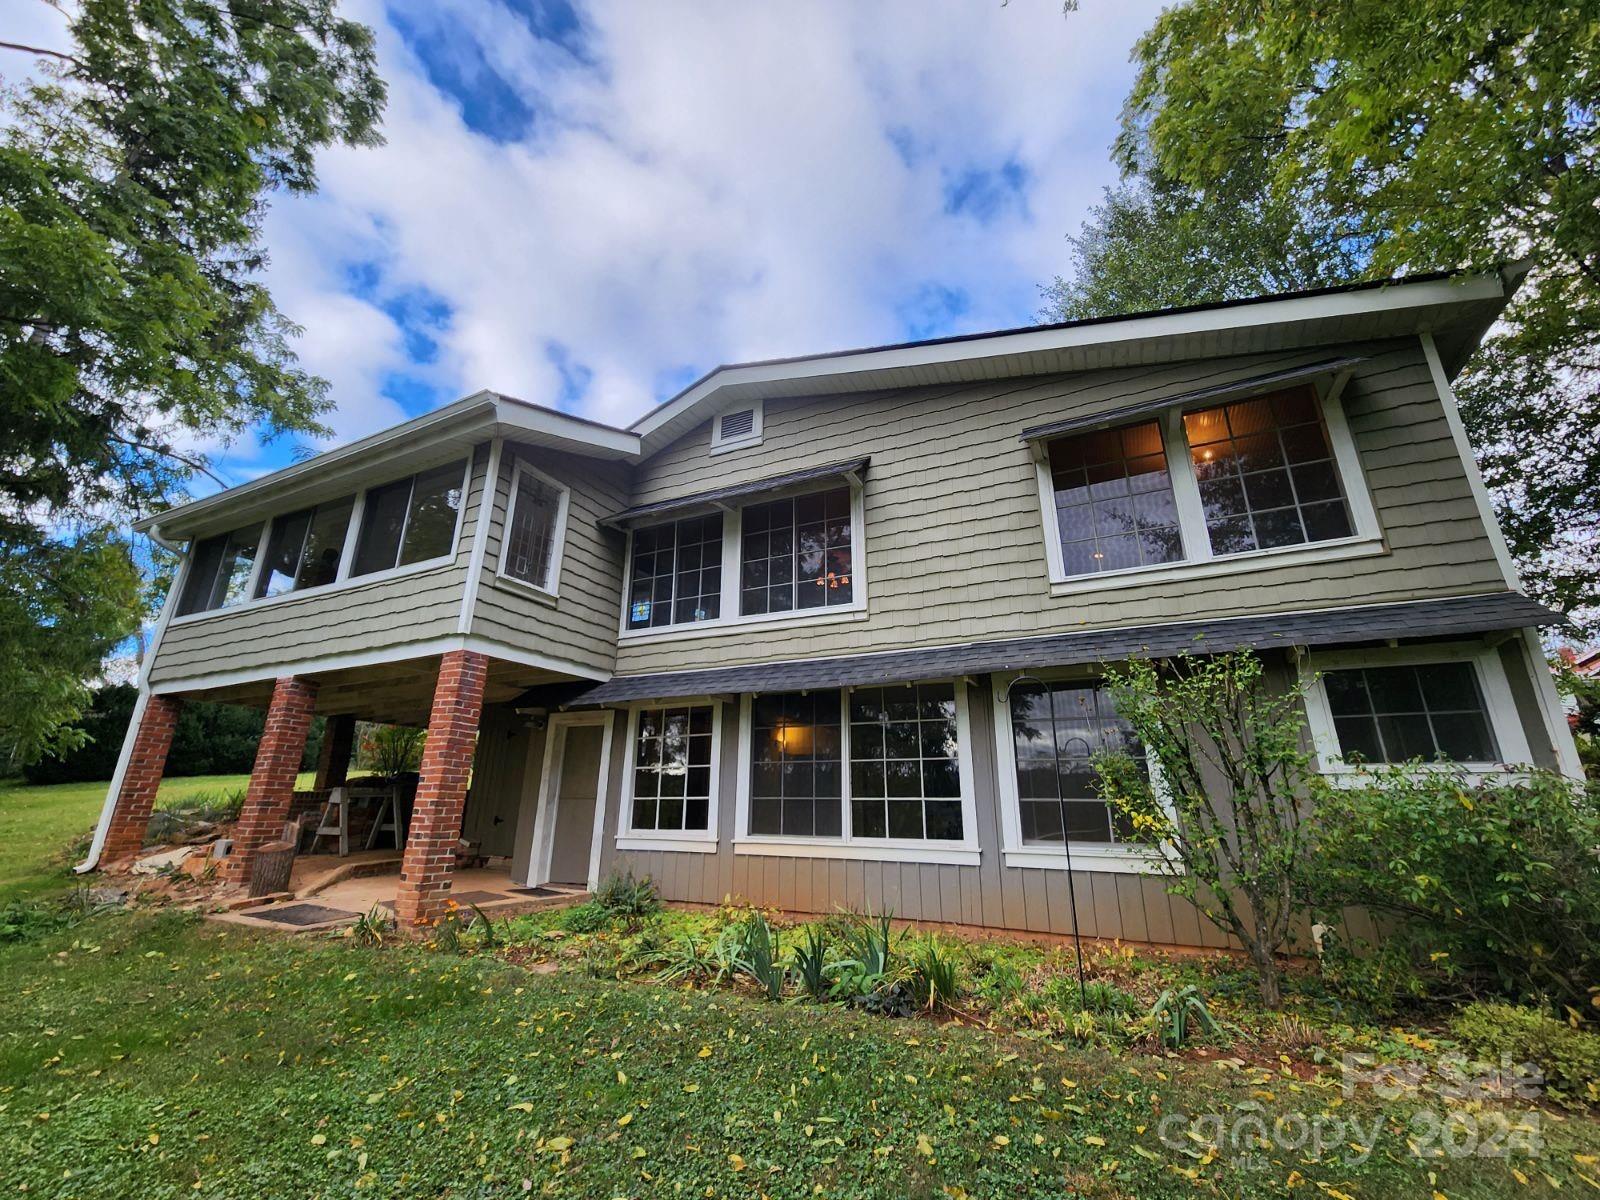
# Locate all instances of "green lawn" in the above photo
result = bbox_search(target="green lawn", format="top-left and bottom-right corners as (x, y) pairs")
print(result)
(0, 778), (1595, 1198)
(0, 772), (311, 904)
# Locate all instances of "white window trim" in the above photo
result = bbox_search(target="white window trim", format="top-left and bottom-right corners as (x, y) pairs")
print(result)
(614, 700), (724, 854)
(989, 669), (1177, 875)
(1300, 640), (1534, 779)
(709, 401), (764, 455)
(616, 479), (868, 642)
(495, 457), (570, 601)
(1035, 373), (1383, 594)
(730, 682), (982, 867)
(167, 458), (472, 627)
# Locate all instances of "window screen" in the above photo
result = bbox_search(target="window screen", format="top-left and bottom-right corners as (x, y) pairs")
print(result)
(1184, 387), (1352, 555)
(740, 487), (853, 615)
(177, 525), (263, 616)
(351, 462), (465, 577)
(848, 683), (963, 841)
(255, 497), (354, 598)
(504, 470), (563, 590)
(626, 514), (723, 629)
(1323, 662), (1499, 763)
(1047, 420), (1183, 576)
(630, 706), (714, 832)
(749, 692), (842, 837)
(1009, 681), (1141, 845)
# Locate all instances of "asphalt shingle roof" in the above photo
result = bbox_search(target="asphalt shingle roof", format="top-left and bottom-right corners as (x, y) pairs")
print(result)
(569, 591), (1561, 704)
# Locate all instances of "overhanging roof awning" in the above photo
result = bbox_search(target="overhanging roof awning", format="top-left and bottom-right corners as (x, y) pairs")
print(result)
(1018, 355), (1368, 444)
(602, 457), (869, 528)
(569, 592), (1562, 704)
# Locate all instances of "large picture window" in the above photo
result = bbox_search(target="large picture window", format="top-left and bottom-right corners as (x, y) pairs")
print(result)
(255, 496), (354, 598)
(1007, 681), (1141, 845)
(626, 513), (724, 629)
(1321, 662), (1498, 764)
(629, 705), (715, 833)
(177, 524), (263, 616)
(741, 683), (970, 849)
(740, 487), (853, 615)
(502, 466), (567, 592)
(352, 461), (466, 577)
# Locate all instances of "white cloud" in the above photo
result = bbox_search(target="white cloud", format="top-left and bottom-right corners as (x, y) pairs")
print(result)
(261, 0), (1164, 448)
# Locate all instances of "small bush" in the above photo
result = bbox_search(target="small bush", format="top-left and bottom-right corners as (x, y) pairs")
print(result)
(658, 934), (718, 984)
(974, 959), (1027, 1008)
(347, 905), (392, 948)
(594, 870), (660, 920)
(792, 925), (831, 1000)
(1141, 985), (1225, 1049)
(550, 901), (611, 933)
(1450, 1002), (1600, 1108)
(908, 936), (962, 1010)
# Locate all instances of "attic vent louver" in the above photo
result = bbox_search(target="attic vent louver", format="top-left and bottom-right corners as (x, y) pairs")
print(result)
(718, 408), (756, 440)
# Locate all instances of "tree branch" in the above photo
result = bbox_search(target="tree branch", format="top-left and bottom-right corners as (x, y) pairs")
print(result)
(0, 39), (80, 66)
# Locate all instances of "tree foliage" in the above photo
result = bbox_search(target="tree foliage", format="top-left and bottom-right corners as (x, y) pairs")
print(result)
(1093, 652), (1321, 1008)
(0, 0), (385, 761)
(1045, 1), (1600, 623)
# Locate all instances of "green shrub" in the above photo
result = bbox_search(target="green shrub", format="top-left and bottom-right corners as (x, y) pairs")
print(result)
(1141, 985), (1225, 1049)
(1044, 976), (1136, 1016)
(551, 901), (611, 933)
(974, 959), (1027, 1009)
(1450, 1002), (1600, 1108)
(594, 870), (660, 919)
(908, 936), (962, 1010)
(1309, 767), (1600, 1010)
(792, 925), (831, 1000)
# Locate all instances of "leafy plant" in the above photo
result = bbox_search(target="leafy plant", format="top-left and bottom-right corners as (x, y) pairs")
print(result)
(1450, 1002), (1600, 1109)
(1308, 767), (1600, 1011)
(728, 913), (785, 1000)
(347, 904), (391, 948)
(594, 870), (660, 922)
(1142, 985), (1225, 1049)
(845, 911), (894, 979)
(792, 925), (832, 1000)
(357, 724), (425, 778)
(431, 910), (464, 954)
(908, 936), (962, 1011)
(552, 901), (612, 934)
(466, 904), (499, 947)
(1094, 652), (1321, 1008)
(658, 934), (719, 985)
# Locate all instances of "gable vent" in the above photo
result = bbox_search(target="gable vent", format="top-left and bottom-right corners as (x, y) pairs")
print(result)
(718, 408), (756, 440)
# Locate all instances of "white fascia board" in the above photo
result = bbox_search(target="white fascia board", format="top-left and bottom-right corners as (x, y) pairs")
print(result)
(629, 270), (1513, 450)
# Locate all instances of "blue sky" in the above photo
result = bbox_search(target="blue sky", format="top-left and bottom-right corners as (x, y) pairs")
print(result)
(46, 0), (1168, 491)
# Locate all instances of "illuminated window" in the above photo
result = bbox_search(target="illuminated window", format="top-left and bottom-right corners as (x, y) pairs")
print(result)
(1047, 420), (1182, 576)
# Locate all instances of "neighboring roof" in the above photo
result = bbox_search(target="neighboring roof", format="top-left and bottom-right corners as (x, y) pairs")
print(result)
(1018, 355), (1367, 443)
(601, 457), (870, 527)
(568, 592), (1562, 704)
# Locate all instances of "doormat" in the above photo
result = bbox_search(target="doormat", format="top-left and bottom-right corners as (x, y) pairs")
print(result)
(246, 902), (358, 927)
(509, 886), (566, 898)
(448, 889), (517, 905)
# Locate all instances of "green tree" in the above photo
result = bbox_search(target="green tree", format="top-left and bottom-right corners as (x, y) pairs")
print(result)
(1093, 652), (1321, 1008)
(0, 0), (385, 761)
(1045, 1), (1600, 623)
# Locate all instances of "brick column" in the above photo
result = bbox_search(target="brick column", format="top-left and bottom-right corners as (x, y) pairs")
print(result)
(314, 713), (356, 791)
(101, 694), (184, 865)
(221, 676), (319, 887)
(394, 650), (488, 927)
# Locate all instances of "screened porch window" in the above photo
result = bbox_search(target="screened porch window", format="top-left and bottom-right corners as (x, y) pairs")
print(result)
(630, 705), (715, 832)
(255, 496), (354, 598)
(1047, 420), (1182, 576)
(1008, 681), (1141, 845)
(351, 461), (465, 577)
(177, 524), (263, 616)
(740, 486), (853, 615)
(1184, 387), (1352, 555)
(626, 513), (723, 629)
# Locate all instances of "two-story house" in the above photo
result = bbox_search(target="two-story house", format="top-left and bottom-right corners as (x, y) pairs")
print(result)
(82, 267), (1581, 941)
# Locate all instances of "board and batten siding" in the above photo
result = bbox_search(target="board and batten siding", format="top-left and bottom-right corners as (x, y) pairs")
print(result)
(468, 440), (631, 678)
(595, 676), (1223, 947)
(614, 338), (1507, 676)
(148, 445), (493, 686)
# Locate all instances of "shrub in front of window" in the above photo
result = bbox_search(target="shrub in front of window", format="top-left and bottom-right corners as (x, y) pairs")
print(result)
(1093, 650), (1322, 1010)
(1307, 766), (1600, 1013)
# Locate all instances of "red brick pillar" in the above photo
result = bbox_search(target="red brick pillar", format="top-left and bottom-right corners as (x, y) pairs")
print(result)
(221, 676), (319, 887)
(394, 650), (488, 927)
(314, 713), (356, 791)
(101, 694), (184, 865)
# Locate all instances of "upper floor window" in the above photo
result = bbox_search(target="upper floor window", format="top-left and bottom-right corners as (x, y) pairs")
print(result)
(1037, 383), (1372, 586)
(255, 496), (354, 598)
(501, 464), (568, 593)
(1048, 420), (1183, 575)
(177, 525), (262, 616)
(740, 486), (853, 615)
(626, 513), (723, 629)
(352, 461), (466, 578)
(1184, 390), (1352, 554)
